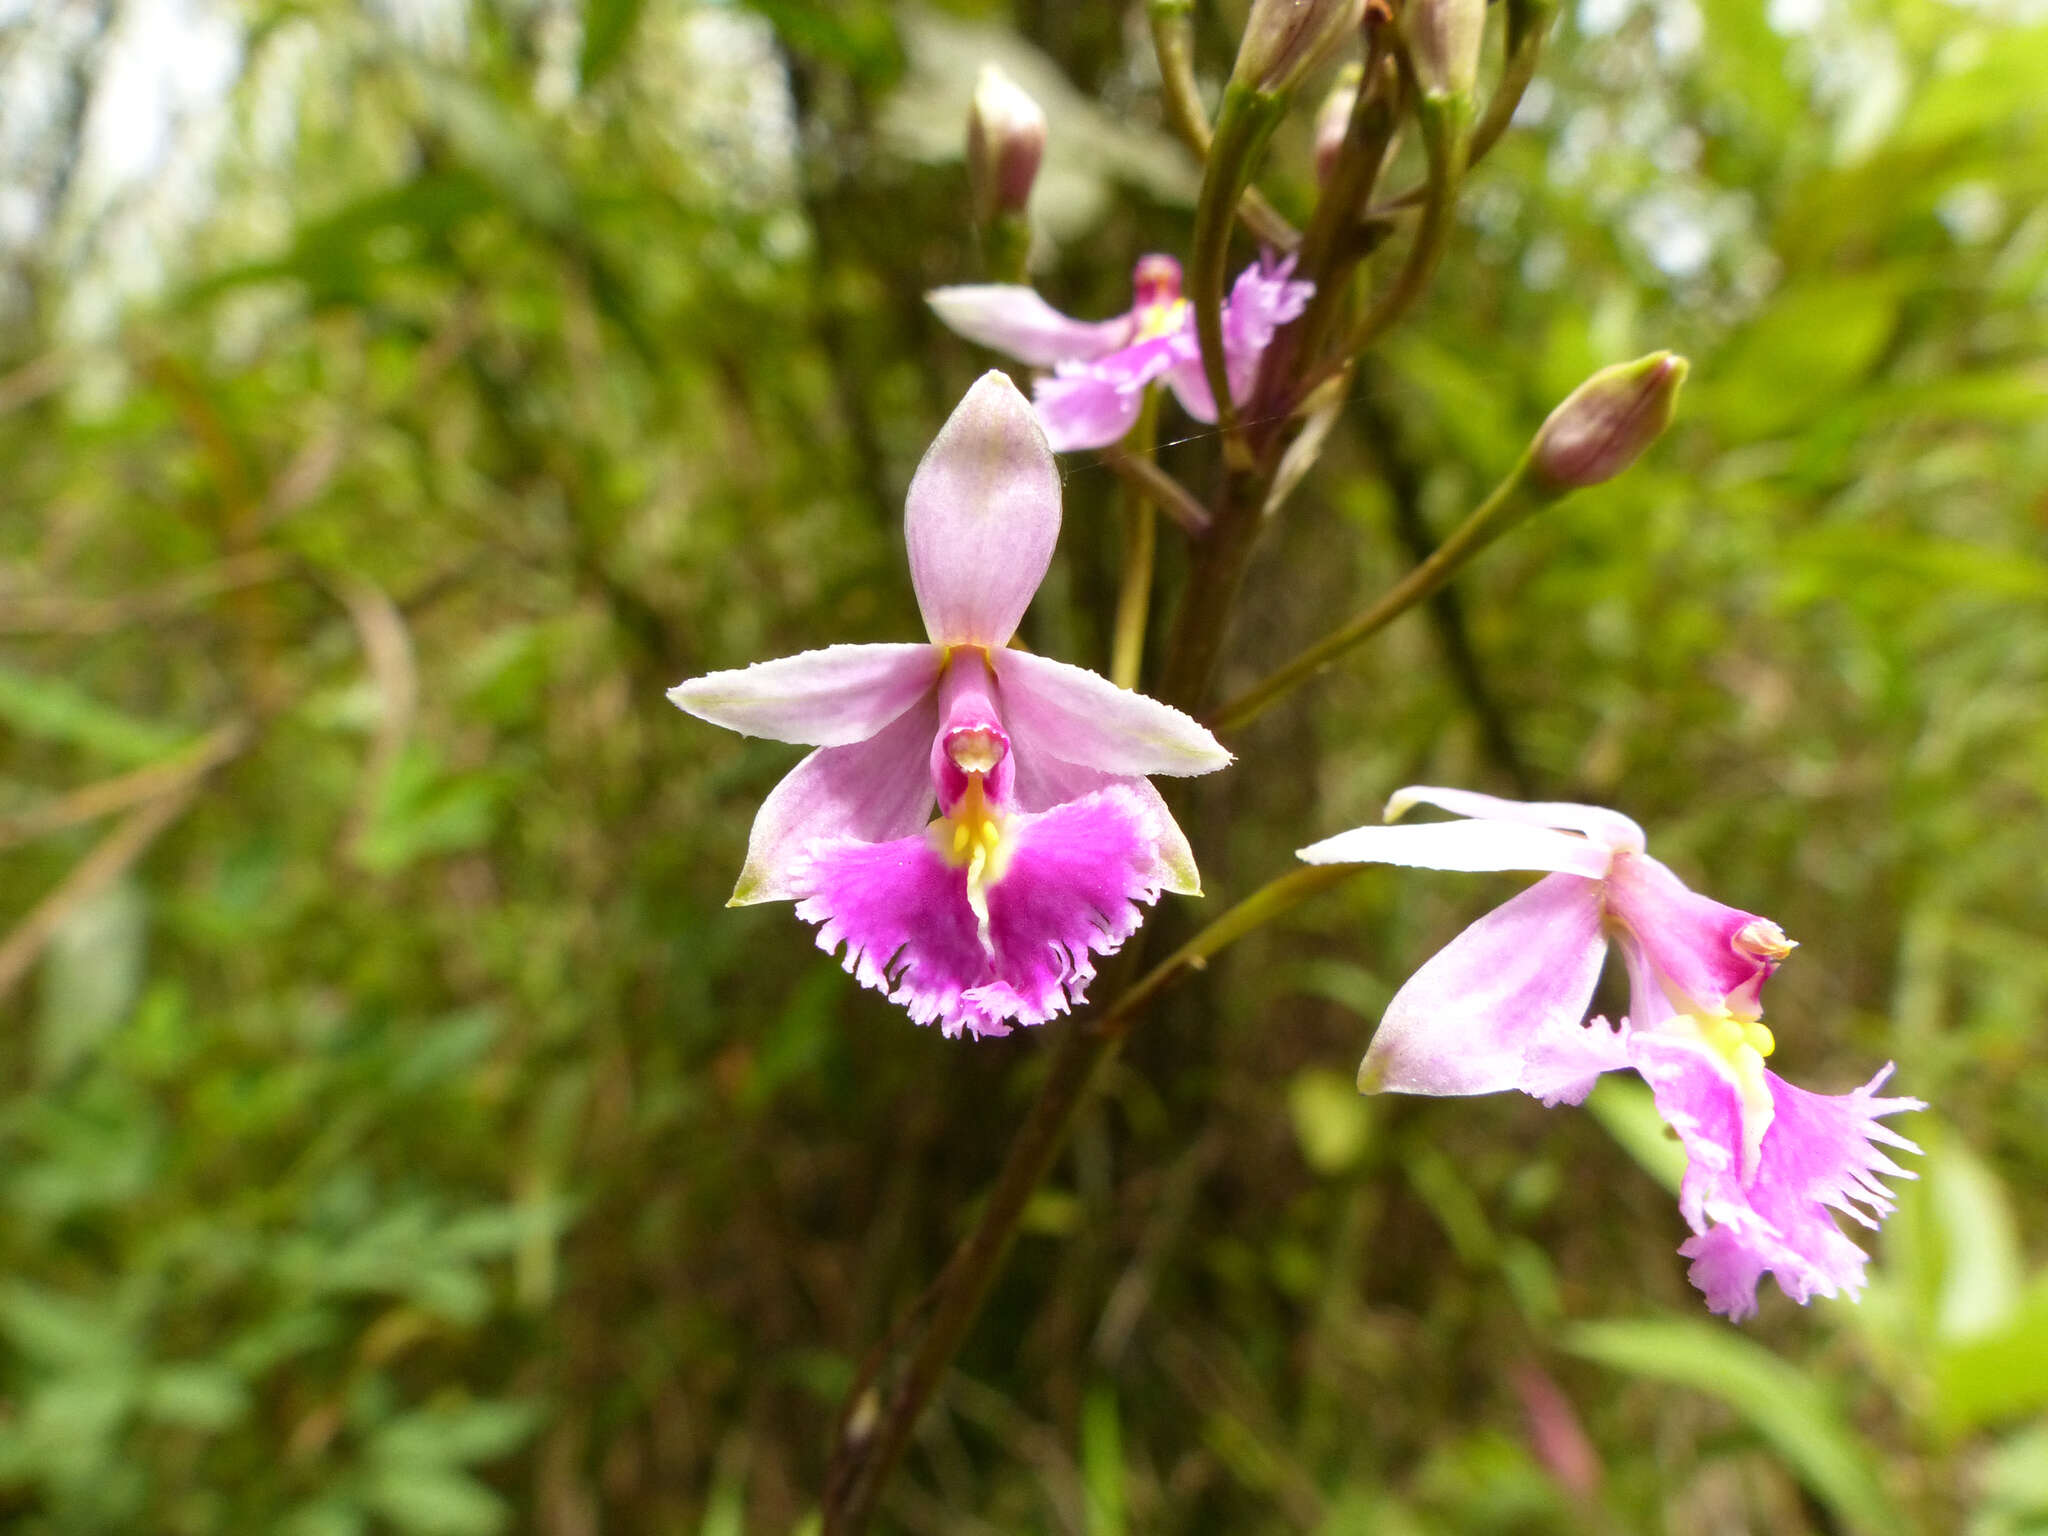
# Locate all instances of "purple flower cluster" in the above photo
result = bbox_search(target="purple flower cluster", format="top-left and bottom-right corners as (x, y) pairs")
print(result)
(672, 371), (1921, 1321)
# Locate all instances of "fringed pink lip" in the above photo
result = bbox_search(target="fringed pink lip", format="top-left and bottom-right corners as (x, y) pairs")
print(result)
(793, 785), (1186, 1039)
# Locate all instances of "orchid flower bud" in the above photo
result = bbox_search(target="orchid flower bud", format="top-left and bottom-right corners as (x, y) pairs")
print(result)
(966, 64), (1046, 229)
(1312, 63), (1364, 185)
(1530, 351), (1689, 494)
(1404, 0), (1486, 104)
(1231, 0), (1368, 97)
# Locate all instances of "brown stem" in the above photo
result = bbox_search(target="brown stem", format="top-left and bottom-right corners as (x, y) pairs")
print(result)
(819, 864), (1355, 1532)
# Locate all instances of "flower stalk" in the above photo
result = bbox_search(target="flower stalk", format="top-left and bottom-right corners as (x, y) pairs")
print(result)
(1331, 67), (1471, 365)
(1190, 83), (1289, 466)
(820, 861), (1358, 1532)
(1380, 0), (1557, 211)
(1209, 451), (1547, 733)
(1149, 0), (1303, 251)
(1111, 390), (1165, 689)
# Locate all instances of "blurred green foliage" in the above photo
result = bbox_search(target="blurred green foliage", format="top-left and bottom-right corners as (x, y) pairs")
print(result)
(1, 0), (2045, 1531)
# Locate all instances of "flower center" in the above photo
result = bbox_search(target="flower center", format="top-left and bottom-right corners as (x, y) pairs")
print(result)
(1671, 1005), (1777, 1180)
(930, 773), (1011, 956)
(1133, 297), (1189, 342)
(1733, 919), (1795, 963)
(947, 726), (1006, 774)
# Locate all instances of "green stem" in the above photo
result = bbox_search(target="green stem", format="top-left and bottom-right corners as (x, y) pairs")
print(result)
(982, 211), (1032, 285)
(1332, 83), (1471, 367)
(1207, 455), (1554, 733)
(1148, 0), (1301, 251)
(1099, 448), (1210, 536)
(1190, 84), (1286, 468)
(1091, 864), (1360, 1034)
(1110, 392), (1163, 690)
(1246, 32), (1399, 430)
(1378, 0), (1556, 212)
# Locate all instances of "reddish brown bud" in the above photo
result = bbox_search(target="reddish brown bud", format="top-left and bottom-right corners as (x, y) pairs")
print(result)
(1530, 351), (1689, 493)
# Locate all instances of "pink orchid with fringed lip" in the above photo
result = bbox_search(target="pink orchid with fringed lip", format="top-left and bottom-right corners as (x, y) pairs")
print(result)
(669, 372), (1230, 1040)
(927, 253), (1313, 451)
(1298, 787), (1923, 1321)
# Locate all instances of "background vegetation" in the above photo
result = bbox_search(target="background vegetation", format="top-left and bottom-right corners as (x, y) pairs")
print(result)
(2, 0), (2045, 1530)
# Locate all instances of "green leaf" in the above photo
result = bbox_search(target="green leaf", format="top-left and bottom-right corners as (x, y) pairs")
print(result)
(580, 0), (646, 87)
(0, 664), (189, 766)
(0, 1282), (134, 1370)
(1566, 1318), (1907, 1536)
(371, 1401), (542, 1467)
(364, 1467), (508, 1536)
(1585, 1076), (1685, 1194)
(1288, 1068), (1373, 1175)
(1932, 1277), (2048, 1434)
(38, 878), (146, 1083)
(1082, 1383), (1126, 1536)
(143, 1363), (249, 1431)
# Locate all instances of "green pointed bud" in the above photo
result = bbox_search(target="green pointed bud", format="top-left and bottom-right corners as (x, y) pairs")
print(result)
(1231, 0), (1367, 97)
(1530, 351), (1689, 494)
(966, 64), (1046, 228)
(1312, 63), (1364, 185)
(1405, 0), (1485, 102)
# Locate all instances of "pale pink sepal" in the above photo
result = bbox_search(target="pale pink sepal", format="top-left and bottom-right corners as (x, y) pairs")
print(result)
(1357, 873), (1609, 1097)
(1384, 785), (1645, 854)
(667, 642), (939, 746)
(1296, 820), (1613, 879)
(927, 286), (1132, 368)
(991, 648), (1231, 778)
(791, 783), (1181, 1037)
(727, 697), (938, 905)
(904, 371), (1062, 648)
(1034, 368), (1148, 452)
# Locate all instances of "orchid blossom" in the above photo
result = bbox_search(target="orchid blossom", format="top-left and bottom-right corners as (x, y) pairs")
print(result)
(1299, 787), (1922, 1320)
(669, 373), (1231, 1039)
(927, 253), (1313, 451)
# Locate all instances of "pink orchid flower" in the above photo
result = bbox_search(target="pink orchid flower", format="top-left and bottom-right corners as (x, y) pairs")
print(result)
(1299, 787), (1923, 1321)
(670, 373), (1231, 1039)
(927, 253), (1313, 451)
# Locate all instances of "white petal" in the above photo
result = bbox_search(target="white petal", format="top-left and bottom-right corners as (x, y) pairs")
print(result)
(992, 648), (1231, 778)
(668, 643), (939, 747)
(1384, 785), (1646, 854)
(1297, 820), (1614, 879)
